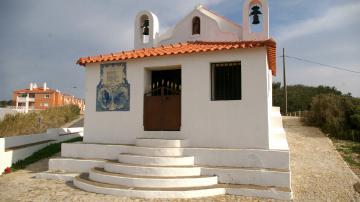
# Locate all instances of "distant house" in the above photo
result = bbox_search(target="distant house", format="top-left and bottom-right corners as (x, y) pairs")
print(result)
(12, 82), (85, 113)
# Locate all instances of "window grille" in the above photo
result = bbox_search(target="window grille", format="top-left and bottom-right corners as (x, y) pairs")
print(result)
(211, 61), (242, 100)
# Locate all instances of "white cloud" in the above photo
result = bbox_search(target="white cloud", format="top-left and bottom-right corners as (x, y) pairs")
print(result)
(276, 2), (360, 42)
(273, 2), (360, 97)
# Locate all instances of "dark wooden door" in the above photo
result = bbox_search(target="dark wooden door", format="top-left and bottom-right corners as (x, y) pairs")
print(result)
(144, 86), (181, 131)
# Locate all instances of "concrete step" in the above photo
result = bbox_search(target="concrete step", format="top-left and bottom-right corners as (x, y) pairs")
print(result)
(74, 173), (291, 200)
(35, 171), (79, 182)
(104, 161), (201, 177)
(61, 143), (290, 170)
(135, 138), (189, 148)
(225, 184), (292, 200)
(201, 166), (290, 188)
(271, 115), (283, 128)
(89, 167), (218, 188)
(272, 106), (281, 113)
(118, 153), (194, 166)
(127, 146), (184, 157)
(46, 158), (290, 188)
(74, 173), (225, 199)
(49, 157), (106, 173)
(141, 131), (182, 140)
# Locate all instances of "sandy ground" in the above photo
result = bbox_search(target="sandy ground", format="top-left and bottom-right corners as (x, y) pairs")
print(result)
(0, 117), (359, 201)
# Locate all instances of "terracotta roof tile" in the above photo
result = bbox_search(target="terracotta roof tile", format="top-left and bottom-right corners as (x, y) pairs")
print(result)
(14, 88), (56, 94)
(77, 39), (277, 75)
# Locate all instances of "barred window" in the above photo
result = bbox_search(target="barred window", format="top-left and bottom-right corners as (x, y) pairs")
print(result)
(211, 62), (242, 100)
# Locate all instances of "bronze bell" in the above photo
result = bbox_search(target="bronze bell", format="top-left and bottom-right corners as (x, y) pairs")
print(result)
(249, 5), (262, 25)
(141, 19), (150, 35)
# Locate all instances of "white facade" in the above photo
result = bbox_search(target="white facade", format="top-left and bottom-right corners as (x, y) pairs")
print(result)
(134, 2), (269, 48)
(83, 0), (273, 149)
(157, 5), (242, 45)
(40, 0), (292, 200)
(84, 47), (271, 149)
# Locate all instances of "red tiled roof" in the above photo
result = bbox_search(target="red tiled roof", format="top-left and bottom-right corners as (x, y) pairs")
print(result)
(14, 88), (56, 94)
(77, 39), (277, 75)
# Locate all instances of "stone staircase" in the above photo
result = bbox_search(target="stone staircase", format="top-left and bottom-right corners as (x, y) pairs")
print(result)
(72, 137), (291, 199)
(37, 107), (292, 199)
(73, 138), (225, 198)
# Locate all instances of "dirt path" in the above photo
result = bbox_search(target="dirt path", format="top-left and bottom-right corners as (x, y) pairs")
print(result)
(284, 117), (359, 201)
(0, 117), (359, 201)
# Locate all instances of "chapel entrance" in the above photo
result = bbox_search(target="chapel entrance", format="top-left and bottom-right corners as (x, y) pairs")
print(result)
(144, 69), (181, 131)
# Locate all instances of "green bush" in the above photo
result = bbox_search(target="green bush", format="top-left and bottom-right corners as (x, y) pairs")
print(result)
(0, 105), (80, 137)
(273, 82), (342, 114)
(304, 94), (360, 141)
(350, 106), (360, 130)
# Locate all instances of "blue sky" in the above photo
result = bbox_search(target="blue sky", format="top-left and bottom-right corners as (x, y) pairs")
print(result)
(0, 0), (359, 100)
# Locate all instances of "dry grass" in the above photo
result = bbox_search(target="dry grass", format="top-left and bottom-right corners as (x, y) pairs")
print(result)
(0, 105), (80, 137)
(332, 138), (360, 177)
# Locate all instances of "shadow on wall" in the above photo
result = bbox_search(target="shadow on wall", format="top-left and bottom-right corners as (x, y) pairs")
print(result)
(0, 127), (83, 175)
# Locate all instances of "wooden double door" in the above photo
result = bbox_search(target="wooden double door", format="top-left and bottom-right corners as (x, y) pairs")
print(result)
(143, 69), (181, 131)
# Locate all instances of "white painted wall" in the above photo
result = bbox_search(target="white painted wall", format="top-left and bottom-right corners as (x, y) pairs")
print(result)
(0, 127), (83, 175)
(84, 47), (270, 149)
(242, 0), (269, 41)
(4, 128), (83, 149)
(134, 11), (159, 49)
(4, 133), (55, 149)
(159, 6), (242, 45)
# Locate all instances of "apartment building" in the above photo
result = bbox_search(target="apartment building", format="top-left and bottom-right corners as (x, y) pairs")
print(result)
(12, 82), (85, 113)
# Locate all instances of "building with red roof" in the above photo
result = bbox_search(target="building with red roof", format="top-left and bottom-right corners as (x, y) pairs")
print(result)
(43, 0), (292, 200)
(12, 82), (84, 113)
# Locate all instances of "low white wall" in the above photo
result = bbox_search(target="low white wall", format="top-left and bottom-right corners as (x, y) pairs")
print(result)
(0, 127), (83, 175)
(61, 143), (289, 170)
(0, 139), (6, 173)
(4, 128), (84, 149)
(4, 133), (55, 149)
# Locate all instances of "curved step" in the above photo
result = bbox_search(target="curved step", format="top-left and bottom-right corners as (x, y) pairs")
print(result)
(118, 153), (194, 166)
(104, 161), (201, 177)
(74, 173), (225, 199)
(89, 167), (218, 188)
(127, 146), (184, 157)
(136, 138), (189, 148)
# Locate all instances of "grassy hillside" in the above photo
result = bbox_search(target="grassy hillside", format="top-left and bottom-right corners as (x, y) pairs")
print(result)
(304, 94), (360, 141)
(273, 82), (360, 141)
(272, 82), (343, 113)
(0, 105), (80, 137)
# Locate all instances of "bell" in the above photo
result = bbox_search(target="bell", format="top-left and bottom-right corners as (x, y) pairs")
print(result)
(252, 15), (260, 24)
(143, 27), (149, 35)
(249, 5), (262, 25)
(141, 19), (150, 35)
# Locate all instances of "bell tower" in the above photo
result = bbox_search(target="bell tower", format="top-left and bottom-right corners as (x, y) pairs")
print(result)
(242, 0), (269, 41)
(134, 11), (159, 49)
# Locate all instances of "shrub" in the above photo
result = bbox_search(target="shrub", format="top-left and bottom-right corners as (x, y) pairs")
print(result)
(304, 94), (360, 141)
(273, 83), (342, 114)
(0, 105), (80, 137)
(350, 106), (360, 130)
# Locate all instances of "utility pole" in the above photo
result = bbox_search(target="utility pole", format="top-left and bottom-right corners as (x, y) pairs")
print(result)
(283, 48), (288, 115)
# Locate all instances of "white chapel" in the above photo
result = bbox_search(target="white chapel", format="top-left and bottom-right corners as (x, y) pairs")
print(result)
(42, 0), (292, 200)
